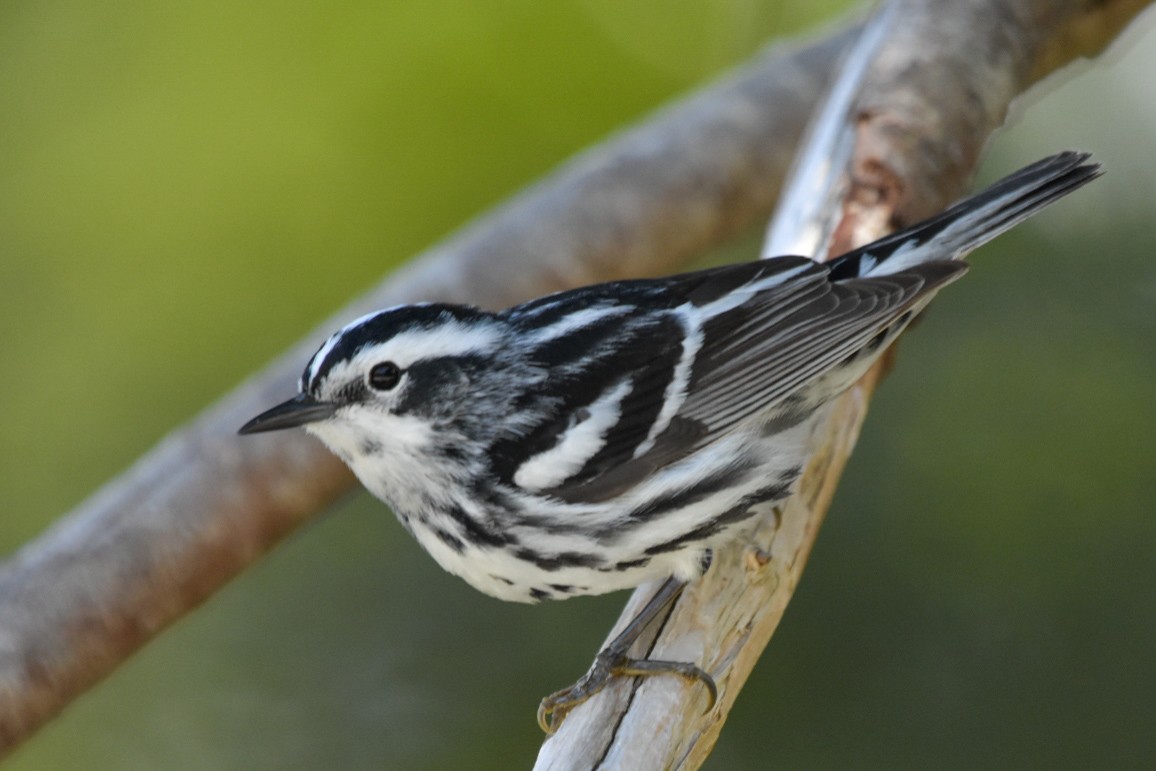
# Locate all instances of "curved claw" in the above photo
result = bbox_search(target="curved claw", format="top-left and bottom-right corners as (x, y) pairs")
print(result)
(537, 689), (571, 734)
(617, 658), (719, 713)
(538, 650), (616, 734)
(538, 652), (718, 734)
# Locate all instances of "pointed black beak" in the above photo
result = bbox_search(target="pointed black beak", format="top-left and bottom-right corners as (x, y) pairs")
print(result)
(238, 393), (338, 434)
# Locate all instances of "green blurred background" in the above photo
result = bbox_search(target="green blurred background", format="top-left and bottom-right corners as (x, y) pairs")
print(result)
(2, 1), (1154, 768)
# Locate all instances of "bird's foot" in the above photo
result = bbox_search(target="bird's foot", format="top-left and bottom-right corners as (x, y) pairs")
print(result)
(537, 647), (717, 734)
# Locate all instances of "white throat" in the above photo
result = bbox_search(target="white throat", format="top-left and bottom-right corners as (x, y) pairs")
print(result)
(307, 411), (454, 515)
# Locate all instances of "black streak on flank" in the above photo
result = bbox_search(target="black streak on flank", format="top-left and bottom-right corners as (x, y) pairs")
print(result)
(513, 548), (602, 572)
(434, 528), (466, 554)
(444, 504), (516, 549)
(624, 462), (752, 524)
(643, 477), (797, 556)
(529, 588), (550, 601)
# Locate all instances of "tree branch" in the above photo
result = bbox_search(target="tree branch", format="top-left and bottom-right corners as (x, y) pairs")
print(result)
(533, 0), (1150, 768)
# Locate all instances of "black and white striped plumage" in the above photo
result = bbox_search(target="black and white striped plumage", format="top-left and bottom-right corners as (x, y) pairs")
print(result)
(241, 152), (1100, 604)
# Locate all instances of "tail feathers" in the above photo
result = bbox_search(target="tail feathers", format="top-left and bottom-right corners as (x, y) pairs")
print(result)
(829, 151), (1102, 279)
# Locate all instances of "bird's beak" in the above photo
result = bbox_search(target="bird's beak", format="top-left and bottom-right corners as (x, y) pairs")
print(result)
(238, 393), (338, 434)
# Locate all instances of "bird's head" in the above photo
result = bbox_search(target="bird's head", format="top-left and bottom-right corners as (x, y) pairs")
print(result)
(239, 304), (518, 470)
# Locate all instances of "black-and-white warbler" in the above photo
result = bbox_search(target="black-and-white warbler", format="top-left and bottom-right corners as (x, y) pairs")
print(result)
(241, 152), (1100, 729)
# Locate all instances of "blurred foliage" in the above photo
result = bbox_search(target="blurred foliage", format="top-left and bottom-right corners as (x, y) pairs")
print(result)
(2, 1), (1154, 769)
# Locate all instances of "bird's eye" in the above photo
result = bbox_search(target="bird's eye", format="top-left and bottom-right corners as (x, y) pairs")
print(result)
(368, 361), (402, 391)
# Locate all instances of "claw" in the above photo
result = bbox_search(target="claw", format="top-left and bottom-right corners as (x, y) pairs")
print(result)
(538, 647), (616, 734)
(537, 691), (566, 734)
(617, 658), (718, 713)
(538, 649), (717, 734)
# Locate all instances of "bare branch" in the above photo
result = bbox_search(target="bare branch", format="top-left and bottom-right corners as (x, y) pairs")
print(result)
(533, 0), (1151, 768)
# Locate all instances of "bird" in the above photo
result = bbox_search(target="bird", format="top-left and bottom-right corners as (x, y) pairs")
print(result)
(240, 151), (1101, 731)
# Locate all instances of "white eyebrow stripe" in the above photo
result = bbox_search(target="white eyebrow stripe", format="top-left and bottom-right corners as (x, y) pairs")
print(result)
(305, 333), (344, 388)
(306, 305), (501, 390)
(370, 320), (504, 368)
(305, 306), (412, 389)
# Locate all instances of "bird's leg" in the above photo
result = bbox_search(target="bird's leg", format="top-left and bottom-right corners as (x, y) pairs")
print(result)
(537, 575), (718, 734)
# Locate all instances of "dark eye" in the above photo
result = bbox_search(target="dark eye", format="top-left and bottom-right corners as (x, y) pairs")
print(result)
(368, 361), (402, 391)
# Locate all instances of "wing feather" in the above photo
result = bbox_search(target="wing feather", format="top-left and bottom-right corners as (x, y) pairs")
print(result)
(497, 258), (966, 505)
(677, 261), (966, 448)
